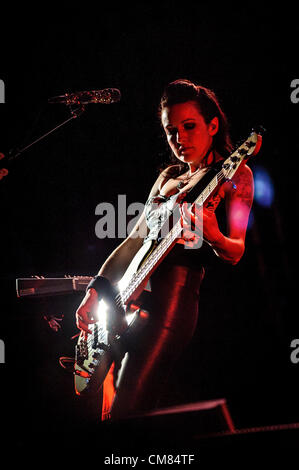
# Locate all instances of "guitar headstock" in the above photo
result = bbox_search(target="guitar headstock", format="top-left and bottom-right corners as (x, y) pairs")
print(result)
(222, 128), (264, 181)
(246, 126), (264, 156)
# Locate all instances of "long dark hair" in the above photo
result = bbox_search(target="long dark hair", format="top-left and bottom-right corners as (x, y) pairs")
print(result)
(158, 79), (233, 176)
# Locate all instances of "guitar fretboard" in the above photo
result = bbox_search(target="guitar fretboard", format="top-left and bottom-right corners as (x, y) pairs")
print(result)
(16, 132), (259, 306)
(117, 127), (260, 308)
(118, 167), (227, 306)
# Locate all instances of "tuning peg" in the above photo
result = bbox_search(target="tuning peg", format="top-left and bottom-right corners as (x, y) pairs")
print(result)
(252, 125), (266, 135)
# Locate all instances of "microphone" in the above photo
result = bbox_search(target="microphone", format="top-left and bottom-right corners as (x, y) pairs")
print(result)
(48, 88), (121, 105)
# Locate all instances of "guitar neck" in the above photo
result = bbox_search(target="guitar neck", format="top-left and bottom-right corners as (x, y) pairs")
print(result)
(119, 139), (255, 305)
(16, 132), (261, 303)
(119, 167), (226, 305)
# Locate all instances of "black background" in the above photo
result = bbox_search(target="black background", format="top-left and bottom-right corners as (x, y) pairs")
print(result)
(0, 4), (298, 461)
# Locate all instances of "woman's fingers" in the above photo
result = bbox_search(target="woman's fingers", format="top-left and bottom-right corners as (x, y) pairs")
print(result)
(180, 202), (202, 232)
(76, 312), (92, 335)
(75, 293), (100, 334)
(178, 202), (203, 248)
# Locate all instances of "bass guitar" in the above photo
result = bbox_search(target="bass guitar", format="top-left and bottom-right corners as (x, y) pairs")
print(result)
(16, 129), (263, 397)
(72, 129), (263, 396)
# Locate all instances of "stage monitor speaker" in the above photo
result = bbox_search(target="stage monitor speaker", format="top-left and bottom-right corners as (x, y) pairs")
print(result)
(101, 398), (235, 448)
(133, 398), (235, 435)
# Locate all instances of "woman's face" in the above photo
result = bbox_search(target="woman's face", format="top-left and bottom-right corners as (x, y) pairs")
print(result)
(161, 101), (218, 169)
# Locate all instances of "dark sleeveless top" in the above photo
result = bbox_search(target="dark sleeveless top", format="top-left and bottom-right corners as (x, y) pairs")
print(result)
(143, 188), (227, 272)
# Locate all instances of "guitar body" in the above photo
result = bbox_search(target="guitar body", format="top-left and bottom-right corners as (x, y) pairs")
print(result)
(74, 307), (150, 396)
(74, 240), (155, 396)
(118, 239), (156, 296)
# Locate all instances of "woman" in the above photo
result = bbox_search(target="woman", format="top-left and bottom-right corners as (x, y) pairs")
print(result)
(75, 79), (254, 420)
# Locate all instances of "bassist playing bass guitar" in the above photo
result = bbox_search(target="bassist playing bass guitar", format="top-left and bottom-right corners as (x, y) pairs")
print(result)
(75, 79), (256, 421)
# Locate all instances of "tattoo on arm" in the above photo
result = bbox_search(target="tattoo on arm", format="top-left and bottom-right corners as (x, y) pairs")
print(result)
(205, 194), (222, 212)
(231, 168), (254, 208)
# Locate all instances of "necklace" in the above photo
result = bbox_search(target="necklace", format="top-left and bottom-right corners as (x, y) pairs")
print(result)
(177, 167), (201, 189)
(176, 148), (214, 190)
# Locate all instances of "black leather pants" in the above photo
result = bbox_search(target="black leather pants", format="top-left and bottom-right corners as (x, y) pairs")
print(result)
(107, 263), (205, 420)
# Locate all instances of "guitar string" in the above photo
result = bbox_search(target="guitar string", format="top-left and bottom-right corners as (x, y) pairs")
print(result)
(83, 166), (233, 350)
(121, 147), (249, 301)
(80, 144), (254, 357)
(118, 166), (230, 305)
(86, 164), (235, 346)
(77, 138), (256, 359)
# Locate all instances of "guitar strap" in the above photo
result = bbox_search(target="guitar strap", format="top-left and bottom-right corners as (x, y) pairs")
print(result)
(184, 159), (224, 203)
(156, 159), (225, 243)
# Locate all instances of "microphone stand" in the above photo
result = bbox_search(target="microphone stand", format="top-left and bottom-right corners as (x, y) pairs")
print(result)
(1, 104), (86, 176)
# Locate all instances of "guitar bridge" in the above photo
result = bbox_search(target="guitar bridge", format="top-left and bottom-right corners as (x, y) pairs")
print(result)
(75, 338), (88, 363)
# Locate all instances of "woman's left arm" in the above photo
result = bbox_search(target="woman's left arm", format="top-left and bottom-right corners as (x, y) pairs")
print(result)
(203, 165), (254, 264)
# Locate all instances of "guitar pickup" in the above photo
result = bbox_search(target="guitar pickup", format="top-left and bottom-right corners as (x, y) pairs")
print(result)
(75, 343), (88, 362)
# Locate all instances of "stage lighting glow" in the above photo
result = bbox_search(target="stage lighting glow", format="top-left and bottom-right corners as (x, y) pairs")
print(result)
(126, 312), (136, 325)
(96, 298), (135, 330)
(96, 299), (108, 328)
(253, 166), (274, 208)
(230, 199), (253, 231)
(247, 210), (255, 229)
(118, 277), (129, 293)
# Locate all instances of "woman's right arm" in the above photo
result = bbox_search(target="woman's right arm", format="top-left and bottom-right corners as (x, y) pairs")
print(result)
(76, 168), (171, 333)
(75, 214), (148, 333)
